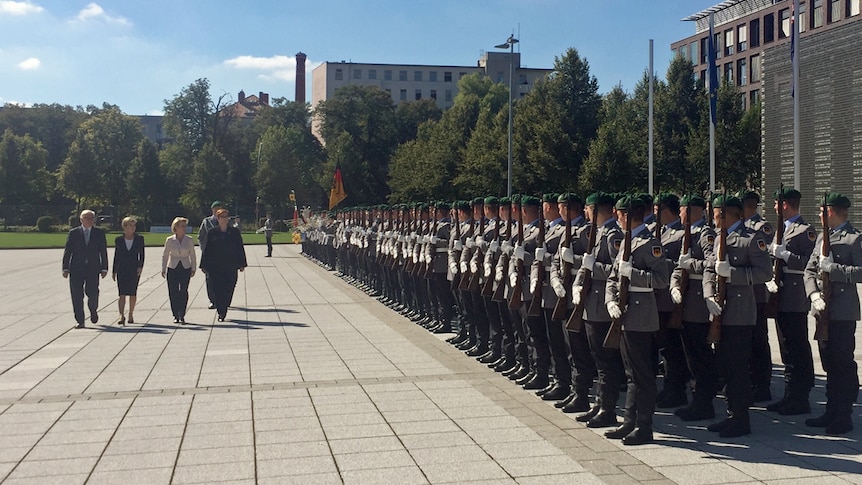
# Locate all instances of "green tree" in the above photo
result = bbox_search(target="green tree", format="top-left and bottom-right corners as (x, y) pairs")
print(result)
(0, 130), (52, 207)
(0, 103), (86, 172)
(254, 124), (326, 212)
(394, 99), (442, 144)
(163, 78), (233, 154)
(181, 143), (231, 213)
(454, 84), (508, 195)
(126, 139), (165, 219)
(655, 56), (700, 191)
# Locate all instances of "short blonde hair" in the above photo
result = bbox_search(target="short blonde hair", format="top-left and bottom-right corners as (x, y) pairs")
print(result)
(121, 216), (137, 228)
(80, 210), (95, 220)
(171, 217), (189, 233)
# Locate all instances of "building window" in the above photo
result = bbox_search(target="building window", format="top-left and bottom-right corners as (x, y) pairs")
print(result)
(764, 13), (775, 43)
(737, 24), (747, 52)
(750, 18), (761, 47)
(353, 69), (361, 79)
(813, 0), (824, 27)
(445, 90), (452, 101)
(750, 54), (761, 83)
(430, 89), (437, 100)
(414, 71), (422, 82)
(399, 70), (407, 81)
(384, 70), (392, 81)
(850, 0), (861, 16)
(799, 3), (807, 32)
(724, 62), (734, 84)
(714, 33), (722, 59)
(369, 69), (377, 80)
(737, 58), (747, 86)
(780, 8), (791, 38)
(750, 89), (760, 106)
(829, 0), (841, 22)
(429, 71), (437, 82)
(740, 93), (746, 110)
(400, 89), (406, 101)
(414, 89), (421, 100)
(444, 72), (452, 82)
(690, 41), (699, 65)
(519, 74), (527, 85)
(724, 29), (734, 56)
(459, 72), (467, 79)
(335, 68), (343, 80)
(680, 44), (688, 60)
(700, 37), (709, 64)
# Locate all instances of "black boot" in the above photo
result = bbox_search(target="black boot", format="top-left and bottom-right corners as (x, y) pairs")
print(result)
(522, 372), (550, 390)
(604, 421), (635, 439)
(805, 401), (837, 428)
(561, 394), (591, 414)
(825, 402), (854, 435)
(541, 384), (571, 401)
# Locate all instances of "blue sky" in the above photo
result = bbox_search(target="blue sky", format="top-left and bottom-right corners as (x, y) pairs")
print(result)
(0, 0), (717, 115)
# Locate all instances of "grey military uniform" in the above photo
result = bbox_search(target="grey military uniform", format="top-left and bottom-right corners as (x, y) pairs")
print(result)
(429, 219), (452, 274)
(606, 227), (671, 332)
(803, 222), (862, 321)
(777, 217), (816, 313)
(531, 218), (565, 309)
(656, 219), (685, 313)
(670, 221), (716, 323)
(549, 217), (590, 310)
(574, 219), (624, 323)
(745, 213), (775, 303)
(511, 220), (540, 302)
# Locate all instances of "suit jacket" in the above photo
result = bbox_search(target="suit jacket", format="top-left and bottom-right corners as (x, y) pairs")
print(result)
(804, 222), (862, 321)
(112, 234), (145, 276)
(62, 226), (108, 275)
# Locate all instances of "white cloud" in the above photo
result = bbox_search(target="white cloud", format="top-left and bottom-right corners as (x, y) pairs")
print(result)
(74, 2), (129, 25)
(17, 57), (40, 70)
(223, 55), (321, 82)
(0, 1), (44, 16)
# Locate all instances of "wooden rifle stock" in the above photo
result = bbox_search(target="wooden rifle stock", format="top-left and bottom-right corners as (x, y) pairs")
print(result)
(707, 190), (726, 345)
(566, 207), (597, 332)
(765, 183), (785, 318)
(492, 216), (512, 302)
(481, 217), (501, 296)
(552, 207), (573, 321)
(451, 211), (462, 291)
(669, 200), (691, 328)
(458, 218), (476, 290)
(603, 205), (631, 349)
(527, 207), (546, 317)
(814, 193), (831, 341)
(508, 206), (525, 309)
(467, 214), (486, 291)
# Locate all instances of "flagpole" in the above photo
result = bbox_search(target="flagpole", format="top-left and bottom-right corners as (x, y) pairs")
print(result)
(792, 0), (800, 188)
(708, 12), (716, 193)
(648, 39), (654, 196)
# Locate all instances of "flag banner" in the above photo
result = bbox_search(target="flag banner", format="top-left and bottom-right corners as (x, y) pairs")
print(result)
(707, 12), (718, 126)
(328, 166), (347, 210)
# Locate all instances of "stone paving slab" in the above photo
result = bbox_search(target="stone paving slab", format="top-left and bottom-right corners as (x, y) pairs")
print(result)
(0, 245), (859, 484)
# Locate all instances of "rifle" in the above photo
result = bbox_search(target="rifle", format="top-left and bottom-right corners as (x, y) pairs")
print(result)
(527, 203), (546, 317)
(566, 202), (598, 332)
(423, 205), (439, 278)
(404, 208), (417, 273)
(508, 203), (526, 309)
(467, 212), (486, 291)
(492, 212), (512, 302)
(458, 216), (477, 290)
(707, 189), (727, 344)
(451, 209), (463, 291)
(481, 216), (501, 296)
(654, 193), (662, 240)
(814, 192), (831, 341)
(411, 208), (428, 276)
(669, 197), (691, 328)
(603, 200), (631, 349)
(552, 204), (573, 321)
(765, 183), (785, 318)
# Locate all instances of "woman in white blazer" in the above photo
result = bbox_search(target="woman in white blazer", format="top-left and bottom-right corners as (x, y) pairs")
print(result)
(162, 217), (196, 323)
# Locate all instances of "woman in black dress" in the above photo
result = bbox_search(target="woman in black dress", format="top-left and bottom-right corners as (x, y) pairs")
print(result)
(200, 209), (247, 321)
(112, 216), (145, 325)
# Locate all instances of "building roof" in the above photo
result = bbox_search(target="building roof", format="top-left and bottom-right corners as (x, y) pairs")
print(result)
(682, 0), (745, 21)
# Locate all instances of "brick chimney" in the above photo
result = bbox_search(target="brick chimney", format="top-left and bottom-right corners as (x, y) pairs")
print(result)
(238, 90), (246, 105)
(295, 51), (307, 104)
(259, 91), (269, 105)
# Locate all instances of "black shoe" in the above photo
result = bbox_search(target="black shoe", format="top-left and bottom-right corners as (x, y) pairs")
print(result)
(656, 392), (687, 409)
(751, 387), (772, 403)
(622, 427), (654, 446)
(174, 317), (180, 323)
(718, 418), (751, 438)
(555, 393), (576, 409)
(502, 363), (522, 377)
(487, 356), (505, 368)
(576, 406), (601, 422)
(75, 322), (85, 329)
(805, 411), (835, 428)
(208, 303), (216, 309)
(707, 417), (731, 432)
(448, 333), (467, 345)
(265, 254), (271, 257)
(90, 312), (98, 324)
(509, 366), (531, 381)
(478, 351), (500, 364)
(541, 384), (571, 401)
(433, 325), (453, 334)
(494, 359), (517, 373)
(217, 313), (226, 322)
(522, 373), (549, 390)
(765, 396), (790, 412)
(515, 371), (536, 386)
(455, 339), (475, 351)
(466, 344), (489, 357)
(587, 411), (618, 428)
(180, 317), (186, 324)
(675, 403), (715, 421)
(562, 395), (591, 414)
(826, 415), (854, 435)
(777, 399), (811, 416)
(605, 422), (635, 439)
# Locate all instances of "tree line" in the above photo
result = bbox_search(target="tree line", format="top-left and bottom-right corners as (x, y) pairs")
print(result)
(0, 48), (759, 227)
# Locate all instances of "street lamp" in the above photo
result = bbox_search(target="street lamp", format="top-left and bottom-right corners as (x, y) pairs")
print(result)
(255, 142), (263, 225)
(495, 35), (518, 197)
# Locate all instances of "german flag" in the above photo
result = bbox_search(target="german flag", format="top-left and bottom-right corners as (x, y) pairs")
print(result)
(328, 165), (347, 210)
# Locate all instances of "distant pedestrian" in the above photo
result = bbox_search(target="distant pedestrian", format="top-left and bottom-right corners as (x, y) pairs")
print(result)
(62, 210), (108, 328)
(112, 216), (145, 325)
(200, 209), (247, 322)
(162, 217), (196, 324)
(199, 200), (223, 309)
(258, 211), (274, 257)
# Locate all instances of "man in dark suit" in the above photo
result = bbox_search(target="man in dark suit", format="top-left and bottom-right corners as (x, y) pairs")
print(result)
(62, 210), (108, 328)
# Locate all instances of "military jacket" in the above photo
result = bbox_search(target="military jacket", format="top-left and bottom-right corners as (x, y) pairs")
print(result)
(745, 213), (775, 303)
(550, 216), (590, 310)
(496, 220), (519, 299)
(509, 220), (540, 302)
(447, 219), (472, 282)
(656, 219), (685, 313)
(777, 217), (816, 313)
(803, 222), (862, 321)
(574, 218), (624, 323)
(531, 218), (565, 308)
(606, 226), (670, 332)
(427, 219), (452, 274)
(670, 221), (715, 323)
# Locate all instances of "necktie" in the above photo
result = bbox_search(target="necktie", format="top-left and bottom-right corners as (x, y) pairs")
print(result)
(84, 229), (90, 245)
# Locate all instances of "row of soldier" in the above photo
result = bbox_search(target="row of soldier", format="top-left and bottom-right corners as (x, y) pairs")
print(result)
(301, 188), (859, 443)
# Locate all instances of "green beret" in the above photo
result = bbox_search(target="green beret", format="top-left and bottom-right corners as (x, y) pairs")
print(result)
(511, 194), (522, 205)
(456, 200), (471, 211)
(211, 200), (223, 209)
(521, 196), (541, 207)
(635, 193), (653, 206)
(558, 192), (583, 205)
(417, 203), (429, 211)
(585, 191), (615, 206)
(655, 192), (680, 206)
(712, 194), (743, 210)
(773, 187), (802, 200)
(542, 193), (559, 204)
(825, 192), (851, 208)
(614, 194), (648, 211)
(681, 194), (707, 208)
(736, 189), (760, 202)
(499, 196), (511, 205)
(484, 196), (500, 206)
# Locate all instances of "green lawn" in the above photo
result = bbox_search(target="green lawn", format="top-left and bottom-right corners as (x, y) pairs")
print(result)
(0, 231), (296, 249)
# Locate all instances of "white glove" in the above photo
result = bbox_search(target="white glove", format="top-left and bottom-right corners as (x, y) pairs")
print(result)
(501, 241), (512, 252)
(449, 262), (458, 274)
(413, 254), (419, 264)
(535, 247), (547, 262)
(430, 236), (439, 245)
(582, 254), (596, 272)
(459, 262), (468, 274)
(508, 272), (519, 288)
(771, 243), (791, 262)
(495, 266), (504, 282)
(677, 252), (694, 271)
(483, 262), (492, 278)
(551, 280), (566, 298)
(606, 301), (622, 319)
(619, 260), (634, 279)
(671, 287), (683, 304)
(465, 238), (475, 249)
(766, 279), (779, 294)
(469, 260), (478, 274)
(398, 235), (405, 243)
(705, 298), (723, 316)
(715, 260), (732, 278)
(572, 285), (583, 305)
(819, 254), (835, 273)
(514, 246), (525, 261)
(561, 247), (574, 264)
(810, 292), (827, 312)
(489, 241), (499, 253)
(529, 277), (538, 294)
(454, 241), (463, 251)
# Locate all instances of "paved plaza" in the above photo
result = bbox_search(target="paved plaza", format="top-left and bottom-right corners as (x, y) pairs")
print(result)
(0, 244), (859, 484)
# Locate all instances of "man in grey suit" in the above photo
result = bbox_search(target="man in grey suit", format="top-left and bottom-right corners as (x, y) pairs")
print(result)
(62, 210), (108, 328)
